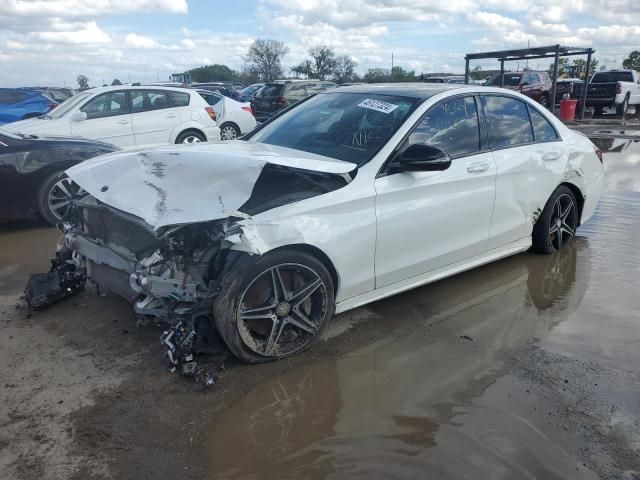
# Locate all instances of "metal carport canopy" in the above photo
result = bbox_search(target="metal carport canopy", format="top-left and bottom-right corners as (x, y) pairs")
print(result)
(464, 44), (595, 120)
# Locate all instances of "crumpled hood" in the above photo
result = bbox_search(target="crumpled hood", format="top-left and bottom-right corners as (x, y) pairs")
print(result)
(65, 141), (356, 230)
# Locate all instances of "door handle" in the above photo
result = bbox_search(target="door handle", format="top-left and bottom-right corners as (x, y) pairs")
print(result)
(166, 114), (178, 118)
(116, 119), (129, 125)
(542, 152), (561, 161)
(467, 162), (489, 173)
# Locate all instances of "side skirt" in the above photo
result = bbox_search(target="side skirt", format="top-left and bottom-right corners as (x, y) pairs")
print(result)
(334, 237), (532, 314)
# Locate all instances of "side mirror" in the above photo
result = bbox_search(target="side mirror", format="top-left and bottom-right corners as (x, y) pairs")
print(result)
(389, 144), (451, 173)
(71, 111), (87, 122)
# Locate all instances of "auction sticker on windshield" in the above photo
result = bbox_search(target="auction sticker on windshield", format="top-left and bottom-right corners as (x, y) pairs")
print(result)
(357, 98), (399, 114)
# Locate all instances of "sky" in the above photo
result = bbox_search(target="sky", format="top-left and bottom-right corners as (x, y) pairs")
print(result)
(0, 0), (639, 88)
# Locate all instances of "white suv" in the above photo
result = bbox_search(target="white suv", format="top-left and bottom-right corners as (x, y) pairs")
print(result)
(4, 85), (221, 148)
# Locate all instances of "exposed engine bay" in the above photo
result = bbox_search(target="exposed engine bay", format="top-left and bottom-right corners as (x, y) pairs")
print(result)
(24, 148), (355, 388)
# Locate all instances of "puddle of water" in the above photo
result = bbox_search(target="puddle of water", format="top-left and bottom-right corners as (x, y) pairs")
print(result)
(203, 141), (640, 479)
(0, 222), (61, 297)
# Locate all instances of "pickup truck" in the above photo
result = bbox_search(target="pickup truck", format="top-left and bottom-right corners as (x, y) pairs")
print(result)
(586, 70), (640, 115)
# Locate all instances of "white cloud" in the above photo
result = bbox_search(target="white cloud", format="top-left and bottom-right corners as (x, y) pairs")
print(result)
(0, 0), (188, 17)
(124, 32), (160, 49)
(36, 21), (111, 44)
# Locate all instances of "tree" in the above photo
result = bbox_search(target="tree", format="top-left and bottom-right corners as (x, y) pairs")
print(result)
(291, 60), (313, 79)
(308, 46), (337, 80)
(111, 78), (122, 86)
(389, 66), (416, 82)
(332, 55), (357, 83)
(622, 51), (640, 70)
(77, 74), (89, 91)
(363, 68), (389, 83)
(244, 39), (289, 82)
(187, 64), (236, 82)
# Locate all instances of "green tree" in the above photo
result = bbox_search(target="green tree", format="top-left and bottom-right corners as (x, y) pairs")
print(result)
(622, 51), (640, 70)
(291, 60), (313, 78)
(77, 74), (89, 91)
(111, 78), (122, 86)
(332, 55), (357, 83)
(244, 39), (289, 81)
(389, 66), (416, 82)
(363, 68), (389, 83)
(308, 46), (337, 80)
(187, 64), (235, 82)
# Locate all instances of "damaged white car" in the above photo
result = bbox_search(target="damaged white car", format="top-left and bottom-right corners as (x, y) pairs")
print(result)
(28, 85), (604, 374)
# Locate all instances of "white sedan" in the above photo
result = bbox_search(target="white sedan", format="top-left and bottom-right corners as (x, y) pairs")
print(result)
(3, 85), (220, 148)
(41, 84), (604, 365)
(196, 89), (257, 140)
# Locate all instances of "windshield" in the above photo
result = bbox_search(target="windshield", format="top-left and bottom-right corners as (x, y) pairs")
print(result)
(248, 92), (420, 166)
(591, 72), (634, 83)
(48, 93), (91, 119)
(257, 84), (285, 97)
(486, 74), (522, 87)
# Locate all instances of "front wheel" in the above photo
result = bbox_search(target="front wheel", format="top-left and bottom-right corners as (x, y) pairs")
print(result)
(539, 95), (549, 109)
(213, 249), (335, 363)
(531, 186), (578, 254)
(37, 172), (85, 225)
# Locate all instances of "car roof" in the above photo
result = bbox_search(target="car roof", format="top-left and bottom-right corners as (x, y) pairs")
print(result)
(80, 85), (194, 94)
(329, 83), (464, 98)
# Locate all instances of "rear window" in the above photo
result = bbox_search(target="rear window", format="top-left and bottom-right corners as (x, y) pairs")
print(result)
(168, 91), (190, 107)
(592, 72), (634, 83)
(257, 84), (285, 97)
(486, 74), (522, 87)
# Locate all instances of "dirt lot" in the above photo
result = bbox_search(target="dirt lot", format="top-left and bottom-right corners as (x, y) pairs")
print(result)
(1, 137), (639, 480)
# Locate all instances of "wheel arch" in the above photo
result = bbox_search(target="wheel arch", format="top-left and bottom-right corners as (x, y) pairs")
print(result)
(559, 181), (585, 225)
(173, 126), (207, 143)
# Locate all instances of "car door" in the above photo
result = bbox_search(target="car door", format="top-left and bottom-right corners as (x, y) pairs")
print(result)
(374, 95), (497, 288)
(0, 143), (22, 220)
(72, 91), (134, 147)
(130, 90), (181, 147)
(482, 95), (565, 250)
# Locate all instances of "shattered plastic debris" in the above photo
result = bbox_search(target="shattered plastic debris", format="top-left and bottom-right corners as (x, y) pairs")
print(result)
(161, 319), (216, 390)
(24, 248), (85, 309)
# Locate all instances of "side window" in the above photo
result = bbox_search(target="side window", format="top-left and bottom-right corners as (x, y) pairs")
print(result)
(521, 74), (532, 85)
(408, 96), (480, 157)
(130, 90), (170, 113)
(481, 96), (533, 148)
(80, 91), (129, 119)
(168, 91), (190, 107)
(530, 74), (541, 84)
(528, 106), (558, 142)
(287, 85), (307, 96)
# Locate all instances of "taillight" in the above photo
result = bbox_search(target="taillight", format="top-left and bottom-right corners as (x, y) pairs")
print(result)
(46, 101), (58, 111)
(273, 96), (286, 107)
(205, 107), (216, 121)
(241, 105), (252, 114)
(595, 146), (603, 163)
(616, 82), (622, 94)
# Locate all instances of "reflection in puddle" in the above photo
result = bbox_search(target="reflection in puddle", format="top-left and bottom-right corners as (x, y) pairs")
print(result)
(205, 140), (640, 479)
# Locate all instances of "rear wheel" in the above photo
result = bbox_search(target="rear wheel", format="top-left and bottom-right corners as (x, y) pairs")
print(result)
(539, 95), (549, 109)
(175, 130), (205, 144)
(531, 186), (578, 254)
(213, 249), (335, 363)
(220, 122), (240, 140)
(616, 95), (629, 116)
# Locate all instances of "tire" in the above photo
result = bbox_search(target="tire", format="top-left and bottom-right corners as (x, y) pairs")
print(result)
(219, 122), (240, 140)
(36, 171), (84, 225)
(213, 249), (335, 363)
(539, 95), (549, 109)
(616, 95), (629, 116)
(175, 130), (205, 144)
(531, 186), (579, 254)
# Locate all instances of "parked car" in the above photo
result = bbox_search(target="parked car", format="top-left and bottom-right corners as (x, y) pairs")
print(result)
(196, 89), (257, 139)
(251, 80), (338, 122)
(0, 129), (116, 224)
(0, 88), (59, 125)
(585, 70), (640, 115)
(24, 87), (75, 103)
(3, 85), (220, 148)
(39, 84), (603, 367)
(554, 78), (584, 105)
(423, 76), (465, 84)
(237, 83), (265, 103)
(485, 71), (552, 108)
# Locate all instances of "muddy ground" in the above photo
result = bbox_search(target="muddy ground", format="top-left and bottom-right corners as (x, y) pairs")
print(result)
(1, 137), (640, 480)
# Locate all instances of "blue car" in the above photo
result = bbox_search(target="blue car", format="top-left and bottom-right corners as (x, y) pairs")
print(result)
(0, 88), (59, 125)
